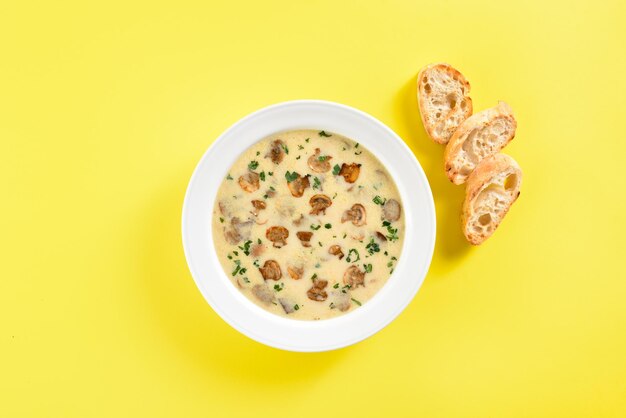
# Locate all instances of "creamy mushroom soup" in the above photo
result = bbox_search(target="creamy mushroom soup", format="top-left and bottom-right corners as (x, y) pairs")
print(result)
(212, 129), (404, 320)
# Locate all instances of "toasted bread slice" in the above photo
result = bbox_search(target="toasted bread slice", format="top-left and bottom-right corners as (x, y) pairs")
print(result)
(462, 154), (522, 245)
(417, 63), (473, 144)
(444, 101), (517, 185)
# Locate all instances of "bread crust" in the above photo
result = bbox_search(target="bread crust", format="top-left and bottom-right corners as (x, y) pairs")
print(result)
(417, 63), (473, 144)
(444, 101), (517, 184)
(462, 153), (522, 245)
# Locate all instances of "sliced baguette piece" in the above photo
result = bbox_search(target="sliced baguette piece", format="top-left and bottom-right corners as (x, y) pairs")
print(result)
(444, 101), (517, 185)
(462, 153), (522, 245)
(417, 63), (473, 144)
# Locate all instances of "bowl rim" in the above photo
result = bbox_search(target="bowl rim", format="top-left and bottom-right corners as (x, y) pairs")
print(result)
(182, 99), (436, 352)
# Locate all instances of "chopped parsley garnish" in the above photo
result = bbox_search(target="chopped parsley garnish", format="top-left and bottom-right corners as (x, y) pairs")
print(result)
(365, 238), (380, 255)
(294, 304), (300, 311)
(248, 160), (259, 171)
(318, 241), (323, 247)
(332, 192), (337, 200)
(387, 261), (393, 267)
(354, 151), (362, 156)
(259, 171), (266, 181)
(324, 223), (332, 229)
(226, 174), (233, 180)
(364, 263), (372, 273)
(312, 176), (321, 190)
(351, 298), (362, 306)
(332, 164), (341, 175)
(219, 217), (224, 223)
(233, 251), (239, 256)
(243, 277), (250, 283)
(382, 220), (399, 241)
(268, 171), (274, 176)
(384, 250), (388, 256)
(333, 283), (339, 289)
(354, 142), (359, 148)
(305, 138), (310, 143)
(343, 233), (347, 239)
(285, 171), (298, 183)
(238, 240), (253, 256)
(298, 144), (304, 150)
(296, 155), (301, 160)
(281, 143), (289, 154)
(373, 195), (386, 206)
(256, 151), (260, 156)
(318, 155), (329, 162)
(232, 260), (241, 276)
(310, 224), (321, 230)
(310, 273), (317, 281)
(315, 262), (321, 268)
(329, 302), (335, 309)
(227, 254), (232, 260)
(269, 186), (275, 191)
(341, 284), (351, 294)
(257, 238), (262, 244)
(253, 259), (260, 267)
(346, 248), (360, 263)
(273, 283), (284, 292)
(318, 130), (332, 137)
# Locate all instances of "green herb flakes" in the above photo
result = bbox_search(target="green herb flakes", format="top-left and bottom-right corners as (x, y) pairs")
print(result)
(346, 248), (360, 263)
(373, 195), (386, 206)
(285, 171), (298, 183)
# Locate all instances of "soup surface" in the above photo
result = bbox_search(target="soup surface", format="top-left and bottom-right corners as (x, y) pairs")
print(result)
(212, 129), (405, 320)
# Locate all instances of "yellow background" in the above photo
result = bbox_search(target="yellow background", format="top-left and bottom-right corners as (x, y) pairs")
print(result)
(2, 0), (625, 416)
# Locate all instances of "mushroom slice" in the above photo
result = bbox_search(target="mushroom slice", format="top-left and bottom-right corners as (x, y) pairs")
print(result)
(307, 148), (332, 173)
(251, 199), (266, 211)
(343, 265), (365, 288)
(307, 279), (329, 302)
(266, 139), (286, 164)
(287, 265), (303, 280)
(341, 204), (366, 226)
(382, 199), (401, 221)
(328, 245), (344, 260)
(339, 163), (361, 183)
(259, 260), (282, 281)
(251, 243), (266, 257)
(252, 284), (275, 305)
(238, 172), (260, 193)
(287, 173), (310, 197)
(375, 231), (388, 242)
(278, 298), (296, 314)
(218, 201), (231, 217)
(330, 290), (351, 312)
(292, 213), (305, 226)
(266, 226), (289, 248)
(296, 231), (313, 247)
(350, 231), (365, 241)
(264, 188), (276, 199)
(309, 194), (332, 215)
(223, 217), (252, 244)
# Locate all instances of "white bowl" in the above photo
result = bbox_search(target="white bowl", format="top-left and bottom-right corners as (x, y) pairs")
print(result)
(182, 100), (436, 352)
